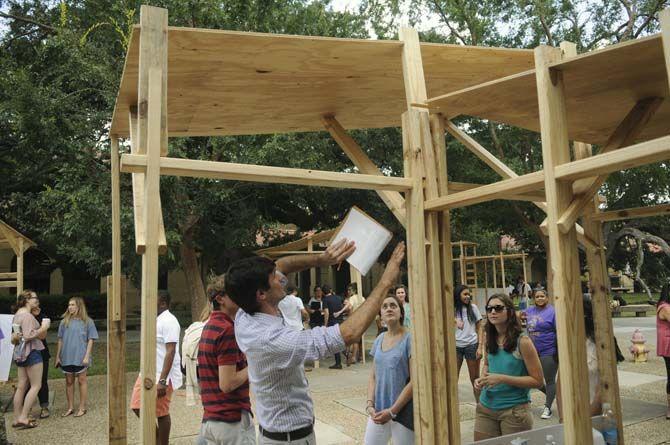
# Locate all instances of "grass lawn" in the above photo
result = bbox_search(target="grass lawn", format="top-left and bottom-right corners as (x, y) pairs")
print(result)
(9, 341), (141, 380)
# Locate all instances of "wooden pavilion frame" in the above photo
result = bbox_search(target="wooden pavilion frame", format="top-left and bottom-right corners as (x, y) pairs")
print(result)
(0, 219), (35, 296)
(106, 5), (670, 444)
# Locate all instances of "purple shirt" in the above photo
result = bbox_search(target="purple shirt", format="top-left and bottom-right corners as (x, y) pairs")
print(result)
(526, 304), (557, 356)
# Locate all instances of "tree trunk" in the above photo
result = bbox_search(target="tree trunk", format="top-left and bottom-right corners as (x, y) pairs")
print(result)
(179, 214), (207, 321)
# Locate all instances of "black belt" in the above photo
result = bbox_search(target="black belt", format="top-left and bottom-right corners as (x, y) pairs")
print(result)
(260, 424), (313, 442)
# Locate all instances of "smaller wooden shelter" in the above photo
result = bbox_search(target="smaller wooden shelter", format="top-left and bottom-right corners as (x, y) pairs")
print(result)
(0, 219), (35, 296)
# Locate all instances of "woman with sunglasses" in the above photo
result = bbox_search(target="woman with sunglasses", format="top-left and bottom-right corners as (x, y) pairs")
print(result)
(454, 284), (484, 401)
(474, 294), (543, 440)
(11, 290), (50, 429)
(525, 288), (558, 419)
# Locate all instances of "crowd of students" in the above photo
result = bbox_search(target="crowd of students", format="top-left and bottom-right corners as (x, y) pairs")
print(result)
(10, 290), (98, 429)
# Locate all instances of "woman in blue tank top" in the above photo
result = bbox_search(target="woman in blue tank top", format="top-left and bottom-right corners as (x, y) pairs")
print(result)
(474, 294), (543, 440)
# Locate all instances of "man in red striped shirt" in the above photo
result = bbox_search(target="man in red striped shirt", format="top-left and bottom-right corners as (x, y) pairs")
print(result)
(197, 275), (255, 444)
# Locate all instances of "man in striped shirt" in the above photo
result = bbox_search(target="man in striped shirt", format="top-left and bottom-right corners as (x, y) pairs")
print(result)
(226, 239), (405, 444)
(197, 275), (255, 445)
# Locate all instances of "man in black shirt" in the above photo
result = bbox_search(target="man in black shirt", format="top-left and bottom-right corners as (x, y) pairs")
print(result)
(322, 285), (344, 369)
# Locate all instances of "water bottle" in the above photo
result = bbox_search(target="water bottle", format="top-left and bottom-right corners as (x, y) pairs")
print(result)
(601, 403), (618, 445)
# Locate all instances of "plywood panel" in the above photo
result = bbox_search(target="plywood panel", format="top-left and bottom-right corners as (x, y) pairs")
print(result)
(110, 27), (533, 137)
(428, 35), (670, 146)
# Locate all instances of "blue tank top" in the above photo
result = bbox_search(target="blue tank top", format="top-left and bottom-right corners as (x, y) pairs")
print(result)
(480, 334), (531, 410)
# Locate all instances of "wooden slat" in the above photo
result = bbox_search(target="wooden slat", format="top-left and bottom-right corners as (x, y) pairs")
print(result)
(575, 142), (625, 443)
(553, 134), (670, 182)
(111, 136), (122, 322)
(556, 97), (663, 233)
(107, 275), (127, 445)
(663, 9), (670, 93)
(16, 238), (23, 295)
(129, 108), (168, 255)
(0, 224), (19, 256)
(590, 203), (670, 222)
(138, 6), (167, 445)
(0, 281), (17, 288)
(121, 154), (413, 191)
(426, 34), (670, 147)
(535, 45), (593, 444)
(0, 273), (17, 279)
(401, 26), (453, 445)
(0, 220), (36, 251)
(110, 26), (534, 137)
(425, 171), (545, 211)
(321, 115), (407, 227)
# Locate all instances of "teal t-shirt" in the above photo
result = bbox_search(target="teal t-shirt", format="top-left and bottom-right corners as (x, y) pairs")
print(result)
(371, 332), (411, 411)
(480, 334), (531, 410)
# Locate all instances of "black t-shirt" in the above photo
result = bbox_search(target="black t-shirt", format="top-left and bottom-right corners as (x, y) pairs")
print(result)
(323, 294), (344, 326)
(309, 299), (324, 327)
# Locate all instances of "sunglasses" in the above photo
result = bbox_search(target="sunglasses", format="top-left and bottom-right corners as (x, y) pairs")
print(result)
(486, 304), (506, 313)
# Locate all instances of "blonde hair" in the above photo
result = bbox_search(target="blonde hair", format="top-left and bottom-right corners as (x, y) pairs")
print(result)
(61, 297), (90, 327)
(199, 303), (212, 322)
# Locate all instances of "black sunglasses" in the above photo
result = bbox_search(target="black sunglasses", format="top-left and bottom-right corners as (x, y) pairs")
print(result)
(486, 304), (506, 313)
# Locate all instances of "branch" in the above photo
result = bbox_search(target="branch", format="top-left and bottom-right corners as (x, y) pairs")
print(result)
(431, 0), (468, 45)
(0, 12), (57, 33)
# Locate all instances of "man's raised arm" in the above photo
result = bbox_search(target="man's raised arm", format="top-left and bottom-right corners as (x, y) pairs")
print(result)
(275, 238), (355, 274)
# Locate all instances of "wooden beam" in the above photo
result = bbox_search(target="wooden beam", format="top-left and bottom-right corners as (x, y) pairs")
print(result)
(574, 142), (625, 443)
(111, 136), (122, 322)
(554, 134), (670, 182)
(535, 44), (593, 444)
(16, 238), (23, 295)
(138, 6), (167, 445)
(431, 113), (461, 445)
(590, 203), (670, 222)
(121, 154), (413, 191)
(321, 115), (407, 227)
(0, 224), (19, 256)
(107, 275), (127, 445)
(425, 171), (545, 211)
(556, 97), (663, 233)
(0, 281), (17, 288)
(401, 25), (451, 444)
(129, 108), (168, 255)
(448, 181), (545, 202)
(0, 273), (17, 279)
(661, 9), (670, 94)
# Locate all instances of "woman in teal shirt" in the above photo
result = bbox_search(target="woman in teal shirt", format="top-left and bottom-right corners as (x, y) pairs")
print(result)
(474, 294), (543, 440)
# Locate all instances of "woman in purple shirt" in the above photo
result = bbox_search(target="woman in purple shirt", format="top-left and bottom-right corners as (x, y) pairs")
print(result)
(525, 288), (557, 419)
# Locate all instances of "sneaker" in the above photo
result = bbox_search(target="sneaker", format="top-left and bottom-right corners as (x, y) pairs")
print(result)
(328, 364), (343, 370)
(541, 407), (552, 419)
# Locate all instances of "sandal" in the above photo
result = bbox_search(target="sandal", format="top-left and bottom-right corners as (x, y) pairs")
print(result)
(14, 420), (38, 429)
(74, 409), (87, 418)
(61, 409), (73, 418)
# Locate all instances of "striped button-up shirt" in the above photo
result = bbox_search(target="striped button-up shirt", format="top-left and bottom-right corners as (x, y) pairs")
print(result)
(234, 309), (346, 432)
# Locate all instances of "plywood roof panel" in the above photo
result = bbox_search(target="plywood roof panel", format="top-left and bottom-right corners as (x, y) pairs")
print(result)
(110, 26), (534, 137)
(428, 35), (670, 146)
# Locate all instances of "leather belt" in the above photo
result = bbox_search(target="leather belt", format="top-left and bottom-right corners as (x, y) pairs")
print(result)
(259, 424), (313, 442)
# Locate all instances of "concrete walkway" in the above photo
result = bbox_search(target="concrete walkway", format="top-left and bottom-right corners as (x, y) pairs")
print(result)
(4, 317), (670, 444)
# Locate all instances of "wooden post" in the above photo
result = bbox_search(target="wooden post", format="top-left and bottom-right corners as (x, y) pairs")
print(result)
(349, 264), (366, 364)
(401, 26), (456, 444)
(522, 252), (528, 288)
(484, 259), (489, 300)
(535, 45), (592, 444)
(107, 276), (127, 444)
(575, 142), (624, 442)
(459, 242), (466, 285)
(138, 6), (168, 445)
(108, 135), (126, 444)
(492, 258), (497, 289)
(499, 252), (506, 290)
(307, 239), (317, 290)
(16, 237), (24, 296)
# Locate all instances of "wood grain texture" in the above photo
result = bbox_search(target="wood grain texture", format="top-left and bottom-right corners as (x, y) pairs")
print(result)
(110, 26), (533, 137)
(429, 34), (670, 146)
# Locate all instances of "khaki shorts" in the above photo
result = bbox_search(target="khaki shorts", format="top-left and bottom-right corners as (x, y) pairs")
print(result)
(474, 402), (533, 438)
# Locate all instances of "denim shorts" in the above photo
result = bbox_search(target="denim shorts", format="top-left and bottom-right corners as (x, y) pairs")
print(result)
(16, 349), (43, 367)
(456, 343), (479, 361)
(61, 365), (87, 375)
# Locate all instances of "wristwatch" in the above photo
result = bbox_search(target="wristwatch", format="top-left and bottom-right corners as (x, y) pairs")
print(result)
(389, 410), (397, 419)
(158, 379), (167, 386)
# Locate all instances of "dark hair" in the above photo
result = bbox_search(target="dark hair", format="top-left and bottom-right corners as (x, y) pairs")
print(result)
(394, 284), (408, 302)
(380, 294), (405, 326)
(158, 290), (171, 307)
(225, 256), (275, 315)
(658, 282), (670, 307)
(313, 285), (322, 292)
(485, 294), (523, 354)
(13, 289), (36, 313)
(454, 284), (477, 323)
(286, 285), (297, 295)
(321, 284), (332, 295)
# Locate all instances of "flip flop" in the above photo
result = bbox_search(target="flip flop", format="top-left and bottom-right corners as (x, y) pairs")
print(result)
(74, 409), (87, 418)
(61, 409), (73, 417)
(14, 420), (38, 429)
